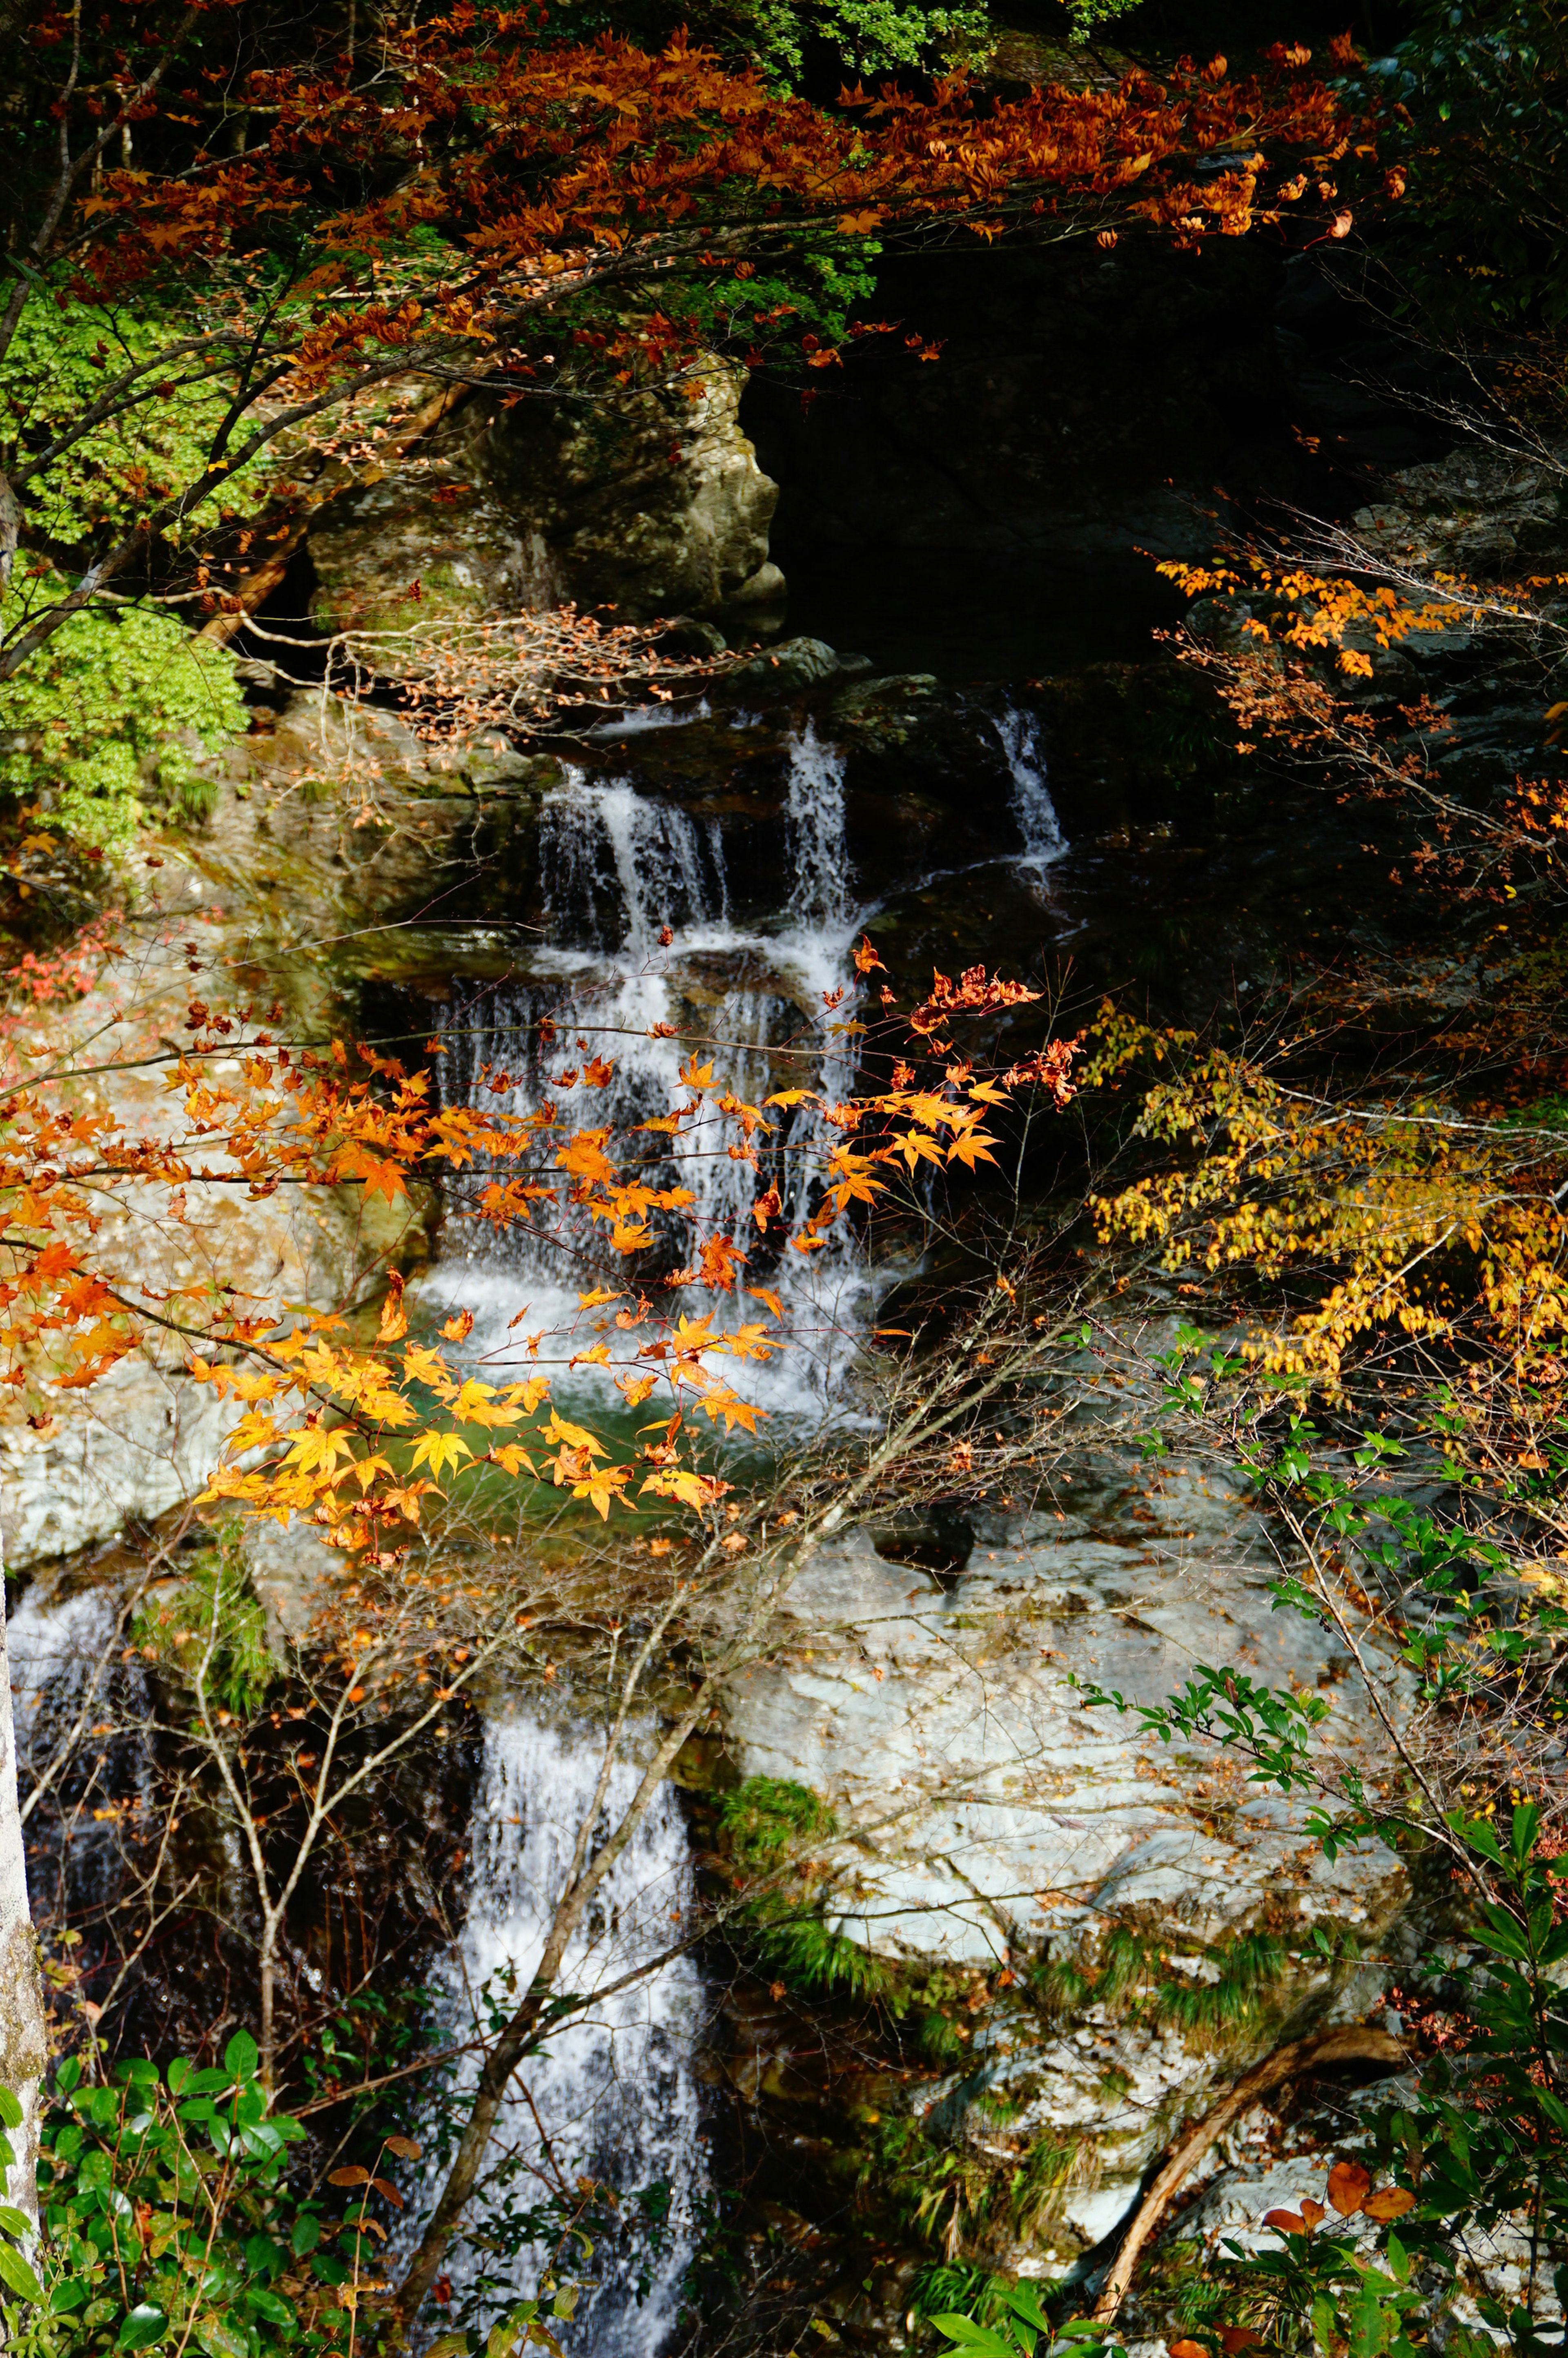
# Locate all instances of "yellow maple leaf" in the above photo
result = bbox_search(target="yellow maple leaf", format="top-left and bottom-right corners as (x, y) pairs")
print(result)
(640, 1467), (732, 1510)
(226, 1411), (279, 1455)
(452, 1379), (521, 1428)
(408, 1430), (474, 1478)
(541, 1409), (608, 1457)
(576, 1464), (632, 1519)
(401, 1343), (451, 1388)
(946, 1127), (1000, 1171)
(692, 1385), (762, 1435)
(723, 1323), (779, 1362)
(285, 1423), (357, 1476)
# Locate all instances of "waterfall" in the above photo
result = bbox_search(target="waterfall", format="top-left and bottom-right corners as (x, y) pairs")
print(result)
(780, 721), (851, 980)
(993, 706), (1065, 875)
(423, 725), (872, 1415)
(537, 774), (727, 955)
(9, 1581), (148, 1932)
(401, 1714), (706, 2356)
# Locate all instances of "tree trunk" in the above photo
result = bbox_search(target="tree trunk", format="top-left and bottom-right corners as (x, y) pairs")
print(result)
(1092, 2024), (1410, 2325)
(0, 1545), (51, 2221)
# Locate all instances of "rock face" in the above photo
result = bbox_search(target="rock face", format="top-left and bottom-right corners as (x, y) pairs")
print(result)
(0, 890), (373, 1567)
(1351, 443), (1568, 581)
(483, 361), (780, 618)
(719, 1450), (1412, 2266)
(0, 710), (447, 1573)
(307, 361), (781, 634)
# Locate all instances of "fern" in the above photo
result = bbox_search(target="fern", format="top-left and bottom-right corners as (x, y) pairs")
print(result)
(747, 1909), (894, 2002)
(720, 1775), (835, 1869)
(134, 1519), (274, 1720)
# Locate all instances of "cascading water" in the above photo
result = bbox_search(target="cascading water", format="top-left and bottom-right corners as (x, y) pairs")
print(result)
(537, 775), (729, 954)
(400, 1713), (707, 2358)
(405, 718), (884, 2358)
(424, 723), (870, 1414)
(993, 705), (1065, 878)
(780, 720), (851, 979)
(8, 1580), (150, 1931)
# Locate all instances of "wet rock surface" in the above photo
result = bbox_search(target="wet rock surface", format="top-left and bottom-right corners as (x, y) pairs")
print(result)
(726, 1483), (1407, 1968)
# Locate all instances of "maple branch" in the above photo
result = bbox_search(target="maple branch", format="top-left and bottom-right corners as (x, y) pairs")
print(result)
(1091, 2024), (1410, 2325)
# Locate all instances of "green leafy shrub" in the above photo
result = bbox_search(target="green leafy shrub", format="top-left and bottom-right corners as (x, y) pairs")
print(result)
(0, 599), (242, 853)
(0, 2038), (592, 2358)
(0, 296), (266, 552)
(0, 2038), (323, 2358)
(0, 293), (251, 850)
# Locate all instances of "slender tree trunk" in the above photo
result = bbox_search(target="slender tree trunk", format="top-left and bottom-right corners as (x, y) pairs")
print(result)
(258, 1919), (277, 2095)
(0, 1545), (51, 2221)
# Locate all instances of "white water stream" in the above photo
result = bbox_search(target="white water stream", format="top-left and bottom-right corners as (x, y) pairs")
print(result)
(401, 1713), (707, 2356)
(423, 721), (872, 1414)
(994, 706), (1065, 878)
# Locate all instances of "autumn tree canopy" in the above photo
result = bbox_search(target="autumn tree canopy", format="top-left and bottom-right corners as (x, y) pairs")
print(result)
(0, 0), (1371, 686)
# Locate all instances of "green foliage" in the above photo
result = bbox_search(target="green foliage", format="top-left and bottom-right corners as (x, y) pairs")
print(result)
(0, 2042), (323, 2358)
(1006, 2135), (1077, 2240)
(1347, 0), (1568, 330)
(1060, 1393), (1568, 2358)
(0, 2028), (646, 2358)
(1031, 1923), (1288, 2046)
(1114, 1812), (1568, 2358)
(915, 2262), (1039, 2332)
(1061, 0), (1144, 38)
(135, 1521), (275, 1721)
(0, 595), (242, 851)
(749, 1911), (896, 2000)
(928, 2274), (1052, 2356)
(719, 0), (991, 86)
(720, 1775), (836, 1868)
(0, 292), (248, 849)
(0, 291), (263, 553)
(918, 2007), (969, 2064)
(720, 1777), (900, 1996)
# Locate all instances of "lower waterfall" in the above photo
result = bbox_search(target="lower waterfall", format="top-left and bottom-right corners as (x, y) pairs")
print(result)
(402, 1712), (708, 2357)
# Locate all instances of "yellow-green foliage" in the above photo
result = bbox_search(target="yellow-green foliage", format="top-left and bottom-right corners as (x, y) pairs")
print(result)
(0, 599), (243, 850)
(0, 294), (255, 848)
(1, 289), (266, 550)
(728, 0), (990, 82)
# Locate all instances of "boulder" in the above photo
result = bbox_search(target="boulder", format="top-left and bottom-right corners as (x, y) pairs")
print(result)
(724, 1482), (1409, 1968)
(305, 359), (783, 637)
(719, 1456), (1414, 2265)
(722, 637), (869, 696)
(1351, 443), (1568, 581)
(479, 360), (780, 619)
